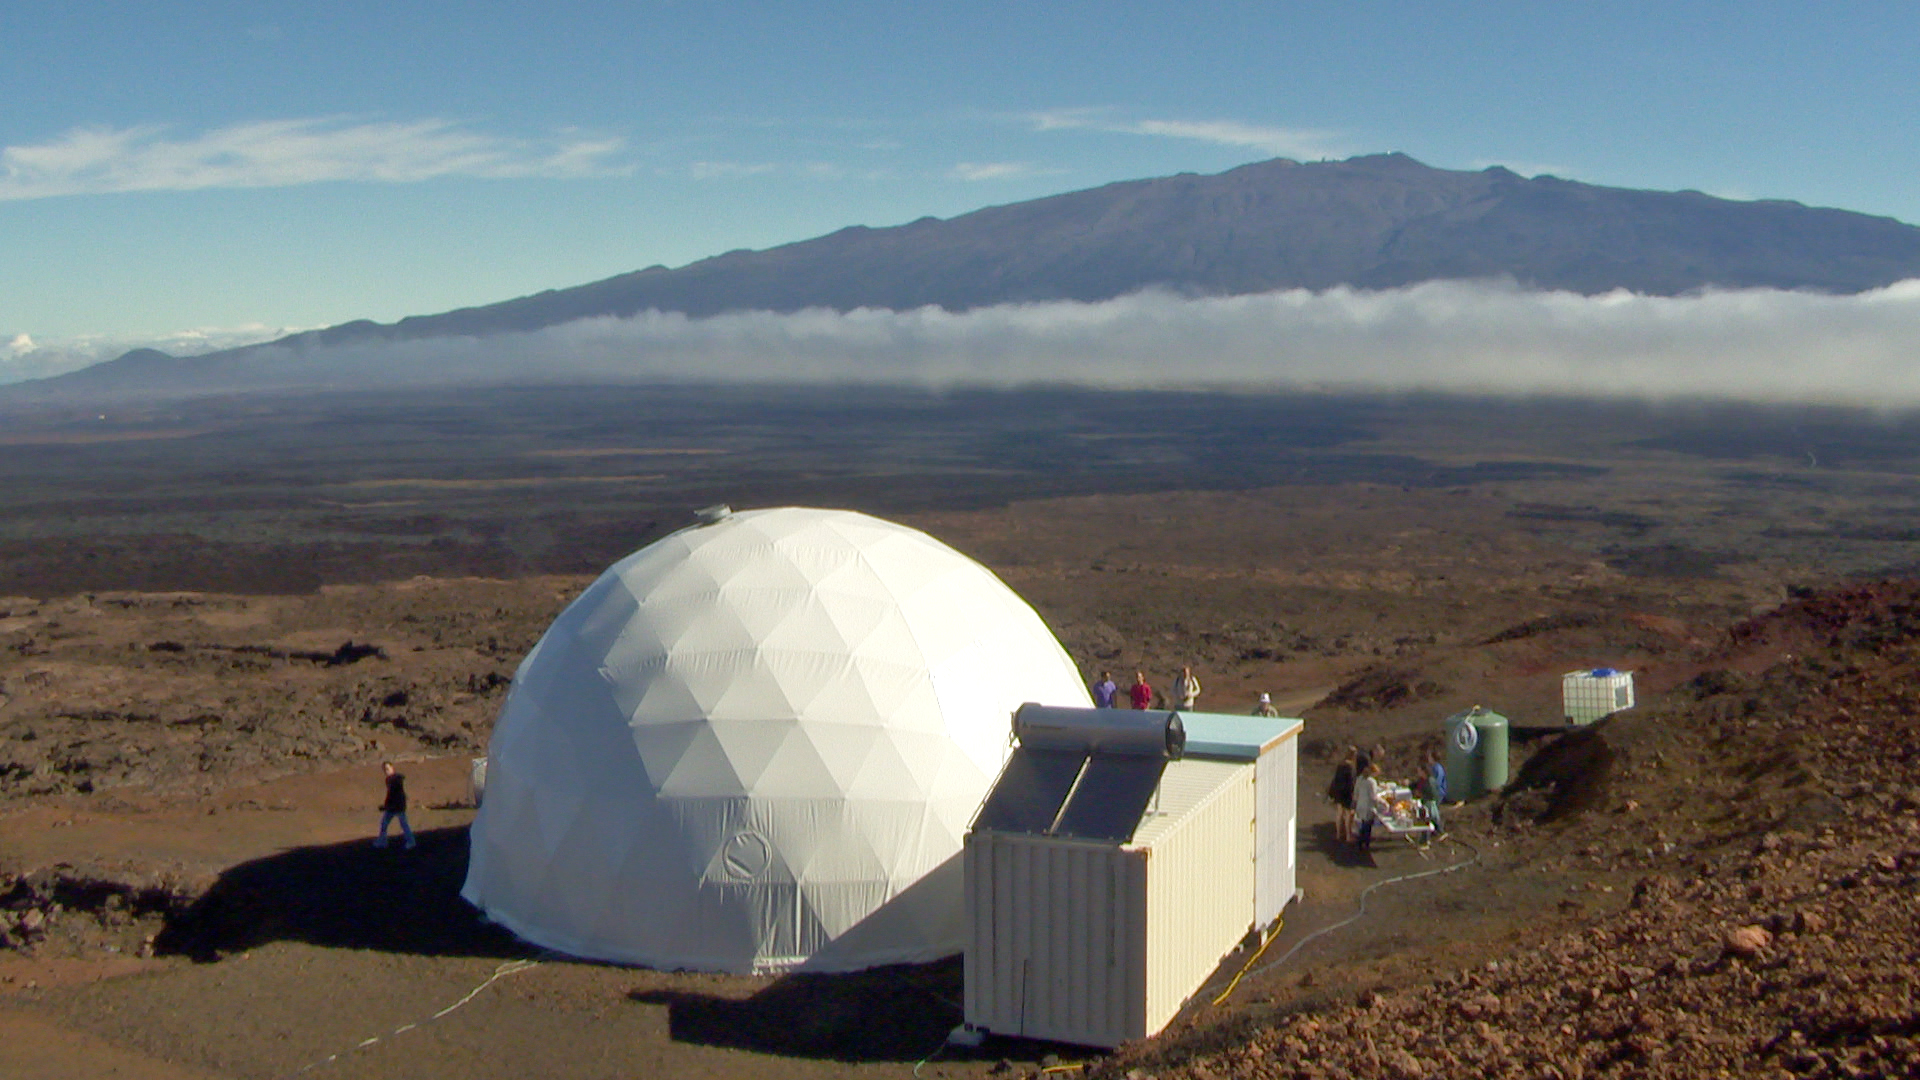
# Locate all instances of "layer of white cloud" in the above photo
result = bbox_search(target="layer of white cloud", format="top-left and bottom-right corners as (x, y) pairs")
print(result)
(200, 280), (1920, 408)
(0, 119), (627, 200)
(0, 324), (305, 384)
(1029, 109), (1345, 160)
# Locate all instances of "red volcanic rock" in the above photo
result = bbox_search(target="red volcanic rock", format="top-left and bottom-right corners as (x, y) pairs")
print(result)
(1090, 581), (1920, 1080)
(1723, 924), (1772, 957)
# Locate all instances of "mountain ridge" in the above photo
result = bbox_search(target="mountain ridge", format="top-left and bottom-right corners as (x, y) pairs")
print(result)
(21, 152), (1920, 398)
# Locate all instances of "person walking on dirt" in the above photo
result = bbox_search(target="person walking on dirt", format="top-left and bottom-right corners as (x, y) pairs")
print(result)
(1129, 672), (1153, 710)
(1252, 692), (1279, 717)
(1092, 671), (1118, 708)
(1352, 760), (1382, 853)
(1171, 666), (1201, 711)
(375, 762), (416, 850)
(1329, 747), (1358, 844)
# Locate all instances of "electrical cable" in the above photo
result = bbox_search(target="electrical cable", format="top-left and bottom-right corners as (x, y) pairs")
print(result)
(1210, 915), (1283, 1006)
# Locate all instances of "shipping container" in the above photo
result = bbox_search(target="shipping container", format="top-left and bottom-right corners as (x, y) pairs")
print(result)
(1180, 712), (1299, 925)
(963, 709), (1300, 1048)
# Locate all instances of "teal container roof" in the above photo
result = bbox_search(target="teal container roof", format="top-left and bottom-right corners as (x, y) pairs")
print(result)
(1176, 711), (1303, 761)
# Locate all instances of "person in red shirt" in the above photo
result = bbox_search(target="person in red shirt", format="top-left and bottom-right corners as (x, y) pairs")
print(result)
(1128, 671), (1153, 710)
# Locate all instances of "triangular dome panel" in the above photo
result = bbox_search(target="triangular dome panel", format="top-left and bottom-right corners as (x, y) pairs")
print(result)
(462, 506), (1091, 974)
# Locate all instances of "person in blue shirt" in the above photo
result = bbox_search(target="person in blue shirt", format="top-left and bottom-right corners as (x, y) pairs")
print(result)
(1419, 750), (1447, 836)
(1091, 671), (1118, 708)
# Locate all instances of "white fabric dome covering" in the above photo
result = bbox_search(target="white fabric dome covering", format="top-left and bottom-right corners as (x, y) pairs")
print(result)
(461, 507), (1090, 973)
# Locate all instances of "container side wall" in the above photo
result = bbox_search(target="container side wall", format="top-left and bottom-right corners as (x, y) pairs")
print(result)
(963, 839), (992, 1026)
(1254, 735), (1298, 925)
(964, 832), (1146, 1048)
(1141, 767), (1257, 1037)
(1123, 852), (1149, 1039)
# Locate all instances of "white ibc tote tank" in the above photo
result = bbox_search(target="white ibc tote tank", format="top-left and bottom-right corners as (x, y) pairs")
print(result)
(461, 506), (1090, 973)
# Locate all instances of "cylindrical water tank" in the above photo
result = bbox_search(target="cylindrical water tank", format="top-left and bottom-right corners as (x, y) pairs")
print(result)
(1012, 703), (1185, 759)
(1443, 706), (1509, 800)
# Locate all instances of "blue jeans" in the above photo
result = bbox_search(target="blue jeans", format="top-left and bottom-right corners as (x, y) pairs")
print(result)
(377, 810), (415, 848)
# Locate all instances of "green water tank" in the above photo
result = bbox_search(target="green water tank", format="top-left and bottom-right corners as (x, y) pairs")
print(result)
(1444, 706), (1509, 801)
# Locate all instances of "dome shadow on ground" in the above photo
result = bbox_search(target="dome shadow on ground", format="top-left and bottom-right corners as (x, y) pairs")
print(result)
(627, 957), (969, 1062)
(152, 825), (528, 961)
(624, 955), (1085, 1066)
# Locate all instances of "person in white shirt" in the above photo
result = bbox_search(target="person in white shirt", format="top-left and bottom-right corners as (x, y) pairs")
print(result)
(1172, 666), (1201, 710)
(1352, 761), (1382, 852)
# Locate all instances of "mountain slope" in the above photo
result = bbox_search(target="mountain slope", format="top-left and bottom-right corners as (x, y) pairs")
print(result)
(18, 152), (1920, 400)
(294, 152), (1920, 349)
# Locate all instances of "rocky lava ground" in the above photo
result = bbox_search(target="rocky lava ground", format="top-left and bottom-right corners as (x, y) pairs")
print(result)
(1104, 583), (1920, 1080)
(0, 488), (1914, 1078)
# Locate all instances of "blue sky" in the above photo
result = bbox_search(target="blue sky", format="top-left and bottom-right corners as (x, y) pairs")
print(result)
(5, 2), (1918, 357)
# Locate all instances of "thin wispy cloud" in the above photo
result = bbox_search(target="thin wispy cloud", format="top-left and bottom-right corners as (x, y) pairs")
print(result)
(0, 118), (627, 200)
(1028, 109), (1345, 159)
(676, 160), (894, 182)
(683, 160), (778, 180)
(949, 161), (1044, 181)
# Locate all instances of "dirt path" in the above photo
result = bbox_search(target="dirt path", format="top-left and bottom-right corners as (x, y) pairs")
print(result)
(0, 1008), (226, 1079)
(0, 747), (1523, 1080)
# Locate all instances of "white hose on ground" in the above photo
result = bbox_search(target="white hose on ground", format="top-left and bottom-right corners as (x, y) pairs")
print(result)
(284, 956), (544, 1077)
(1199, 835), (1483, 1006)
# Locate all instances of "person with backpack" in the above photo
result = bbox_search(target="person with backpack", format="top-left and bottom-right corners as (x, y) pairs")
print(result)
(1170, 666), (1201, 711)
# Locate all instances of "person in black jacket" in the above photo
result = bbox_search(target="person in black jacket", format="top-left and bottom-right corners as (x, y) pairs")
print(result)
(1328, 747), (1358, 844)
(375, 761), (416, 850)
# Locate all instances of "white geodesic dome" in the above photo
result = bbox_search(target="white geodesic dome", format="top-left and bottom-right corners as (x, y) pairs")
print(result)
(461, 506), (1090, 973)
